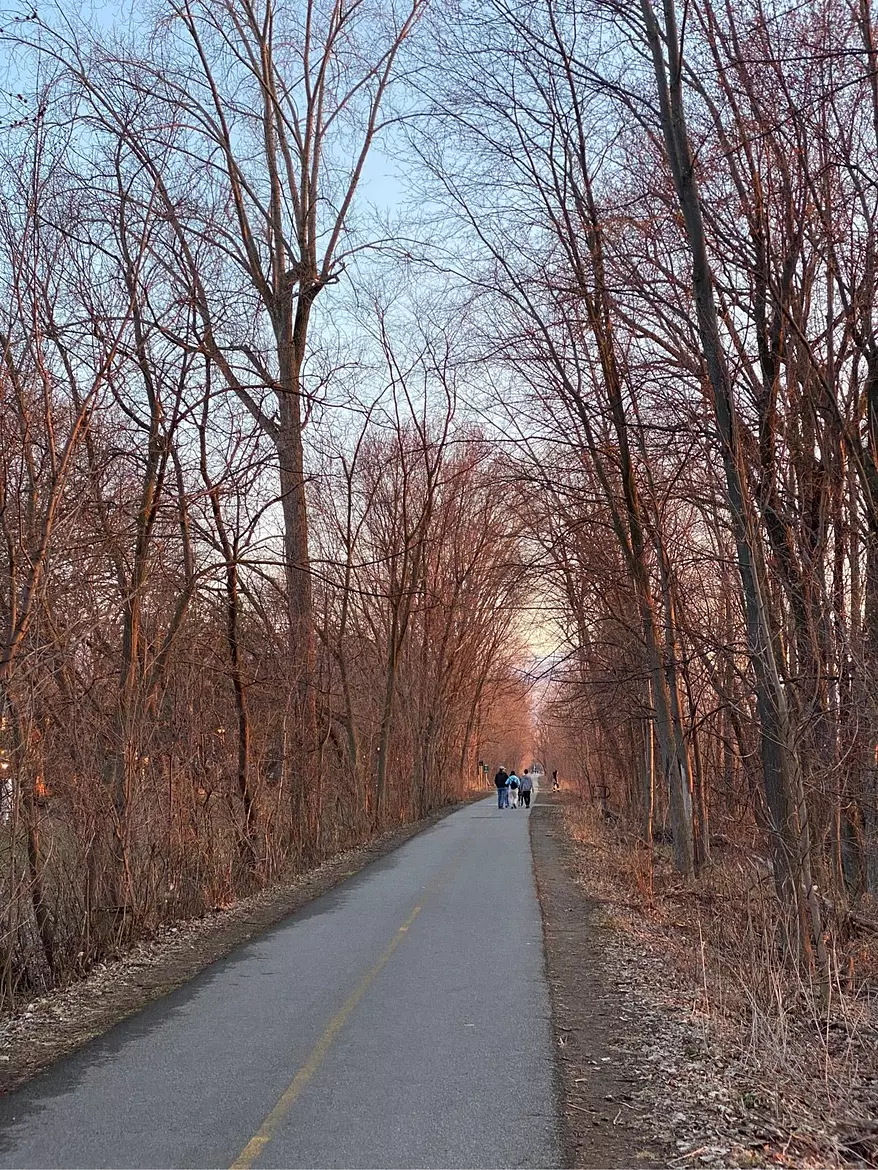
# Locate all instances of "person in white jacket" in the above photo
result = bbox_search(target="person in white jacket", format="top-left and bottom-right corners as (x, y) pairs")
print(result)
(520, 770), (533, 808)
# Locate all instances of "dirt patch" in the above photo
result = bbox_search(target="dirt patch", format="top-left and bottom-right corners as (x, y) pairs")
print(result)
(530, 794), (670, 1169)
(0, 800), (476, 1096)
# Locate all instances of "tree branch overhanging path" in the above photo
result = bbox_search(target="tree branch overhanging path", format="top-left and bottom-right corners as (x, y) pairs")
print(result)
(0, 0), (876, 1162)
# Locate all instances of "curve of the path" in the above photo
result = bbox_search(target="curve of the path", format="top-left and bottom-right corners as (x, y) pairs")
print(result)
(0, 796), (560, 1169)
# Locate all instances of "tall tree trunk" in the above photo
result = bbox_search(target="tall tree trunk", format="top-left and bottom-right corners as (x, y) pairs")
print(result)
(276, 298), (319, 861)
(642, 0), (824, 963)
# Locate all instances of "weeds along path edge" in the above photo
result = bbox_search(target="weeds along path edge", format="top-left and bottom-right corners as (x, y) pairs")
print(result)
(0, 795), (484, 1096)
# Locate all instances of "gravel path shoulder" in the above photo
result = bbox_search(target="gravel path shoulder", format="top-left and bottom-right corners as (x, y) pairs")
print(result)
(530, 794), (671, 1168)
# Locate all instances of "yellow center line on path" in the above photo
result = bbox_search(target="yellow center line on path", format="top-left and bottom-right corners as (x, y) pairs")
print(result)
(229, 824), (480, 1170)
(229, 901), (422, 1170)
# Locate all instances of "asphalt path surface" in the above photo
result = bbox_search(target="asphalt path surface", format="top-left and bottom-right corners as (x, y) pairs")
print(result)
(0, 796), (561, 1169)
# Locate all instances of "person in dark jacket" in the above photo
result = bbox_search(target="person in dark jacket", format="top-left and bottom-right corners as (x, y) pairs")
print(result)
(494, 766), (509, 809)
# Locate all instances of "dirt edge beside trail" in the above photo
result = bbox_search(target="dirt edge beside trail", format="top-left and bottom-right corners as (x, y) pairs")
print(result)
(0, 796), (482, 1096)
(531, 794), (669, 1169)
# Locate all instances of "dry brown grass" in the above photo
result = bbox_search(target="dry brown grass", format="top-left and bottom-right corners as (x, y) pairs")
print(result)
(563, 800), (878, 1167)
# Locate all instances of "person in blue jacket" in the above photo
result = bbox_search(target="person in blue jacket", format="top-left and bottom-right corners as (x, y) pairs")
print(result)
(507, 769), (521, 808)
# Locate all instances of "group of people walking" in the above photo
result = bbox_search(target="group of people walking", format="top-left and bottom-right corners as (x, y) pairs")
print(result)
(493, 767), (534, 809)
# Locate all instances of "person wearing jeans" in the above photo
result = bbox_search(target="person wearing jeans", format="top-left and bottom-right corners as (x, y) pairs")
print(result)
(494, 766), (509, 808)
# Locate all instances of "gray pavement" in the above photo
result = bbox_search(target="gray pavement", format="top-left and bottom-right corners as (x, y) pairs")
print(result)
(0, 796), (561, 1169)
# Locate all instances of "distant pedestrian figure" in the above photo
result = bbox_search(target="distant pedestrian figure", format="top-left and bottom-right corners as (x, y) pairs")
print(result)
(520, 769), (533, 808)
(552, 770), (560, 791)
(494, 766), (509, 809)
(508, 770), (520, 808)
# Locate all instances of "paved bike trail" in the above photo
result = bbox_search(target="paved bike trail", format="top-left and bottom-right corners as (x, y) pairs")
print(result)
(0, 797), (560, 1168)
